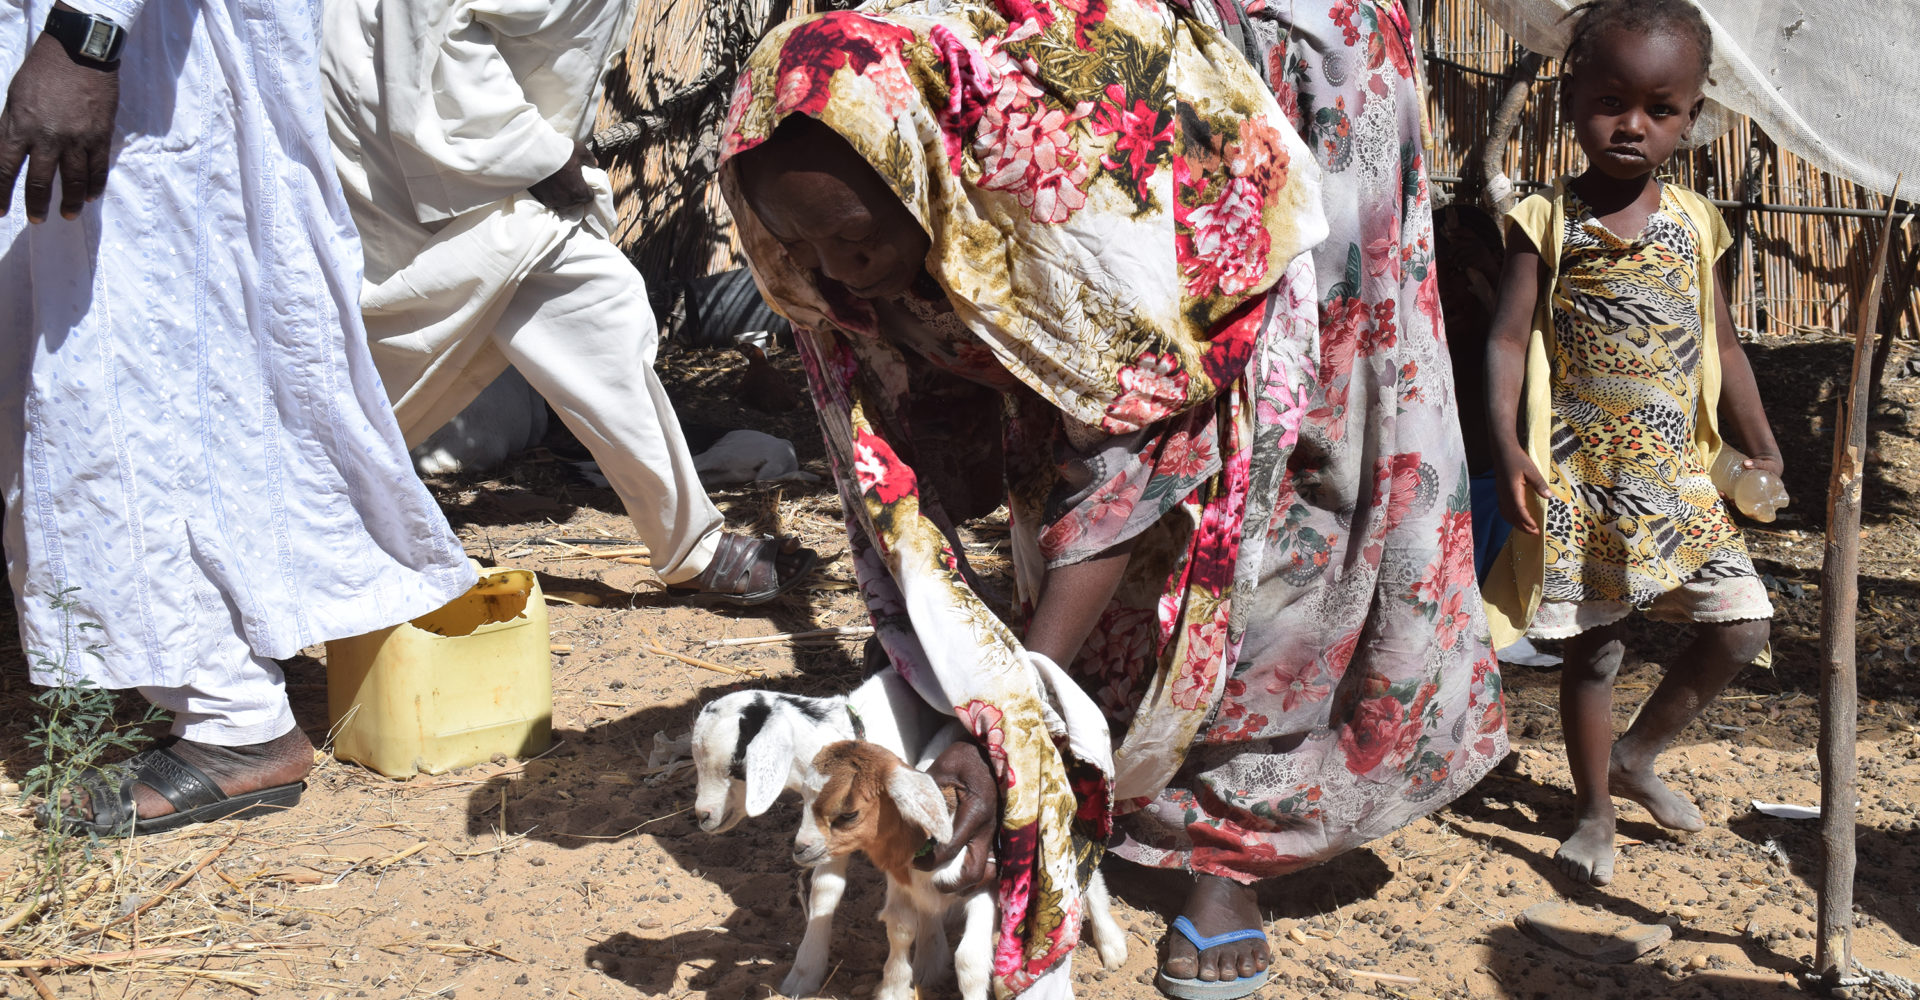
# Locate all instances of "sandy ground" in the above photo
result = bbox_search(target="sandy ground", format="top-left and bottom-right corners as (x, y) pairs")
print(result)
(2, 335), (1919, 1000)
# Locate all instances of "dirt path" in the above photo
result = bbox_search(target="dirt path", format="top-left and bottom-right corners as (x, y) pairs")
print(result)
(3, 338), (1919, 999)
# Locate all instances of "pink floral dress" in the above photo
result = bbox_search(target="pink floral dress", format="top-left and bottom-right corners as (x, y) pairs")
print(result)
(1108, 0), (1508, 880)
(717, 0), (1503, 992)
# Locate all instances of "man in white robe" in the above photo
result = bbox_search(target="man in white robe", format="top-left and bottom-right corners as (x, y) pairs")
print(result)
(321, 0), (813, 603)
(0, 0), (475, 832)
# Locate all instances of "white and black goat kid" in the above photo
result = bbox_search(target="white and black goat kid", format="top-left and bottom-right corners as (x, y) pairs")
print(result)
(689, 671), (939, 997)
(796, 738), (1127, 1000)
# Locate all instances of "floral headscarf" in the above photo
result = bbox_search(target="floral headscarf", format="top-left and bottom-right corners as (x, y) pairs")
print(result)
(719, 0), (1324, 993)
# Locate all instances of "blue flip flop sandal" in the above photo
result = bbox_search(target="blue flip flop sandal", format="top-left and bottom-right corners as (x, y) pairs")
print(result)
(1155, 915), (1272, 1000)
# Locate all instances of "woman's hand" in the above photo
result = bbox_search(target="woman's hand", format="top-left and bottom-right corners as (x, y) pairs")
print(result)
(913, 738), (997, 893)
(0, 31), (119, 222)
(527, 140), (597, 211)
(1494, 443), (1549, 534)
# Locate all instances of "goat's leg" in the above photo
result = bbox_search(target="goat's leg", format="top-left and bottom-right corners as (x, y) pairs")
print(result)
(875, 887), (918, 1000)
(953, 891), (997, 1000)
(780, 856), (849, 997)
(1083, 869), (1128, 969)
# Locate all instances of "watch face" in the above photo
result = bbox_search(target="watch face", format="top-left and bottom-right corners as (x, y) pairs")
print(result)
(81, 21), (116, 60)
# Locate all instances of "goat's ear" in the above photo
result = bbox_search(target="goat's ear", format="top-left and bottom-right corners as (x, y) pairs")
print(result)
(887, 768), (953, 845)
(742, 722), (791, 817)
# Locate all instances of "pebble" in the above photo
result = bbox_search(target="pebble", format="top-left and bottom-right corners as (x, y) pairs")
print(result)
(1687, 954), (1709, 971)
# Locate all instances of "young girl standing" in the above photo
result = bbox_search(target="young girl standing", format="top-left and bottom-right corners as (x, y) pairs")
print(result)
(1483, 0), (1782, 886)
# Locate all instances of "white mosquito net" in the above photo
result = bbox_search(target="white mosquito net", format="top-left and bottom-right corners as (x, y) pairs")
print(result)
(1474, 0), (1917, 196)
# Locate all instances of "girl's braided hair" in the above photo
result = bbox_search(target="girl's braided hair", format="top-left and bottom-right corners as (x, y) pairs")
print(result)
(1562, 0), (1714, 89)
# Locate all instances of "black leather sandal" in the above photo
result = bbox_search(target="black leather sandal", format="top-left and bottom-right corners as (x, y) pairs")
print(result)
(42, 740), (305, 838)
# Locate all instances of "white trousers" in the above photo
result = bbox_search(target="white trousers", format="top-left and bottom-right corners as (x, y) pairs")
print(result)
(140, 654), (297, 746)
(361, 196), (722, 583)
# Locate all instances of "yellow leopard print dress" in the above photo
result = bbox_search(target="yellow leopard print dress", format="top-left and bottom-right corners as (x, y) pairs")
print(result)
(1541, 186), (1757, 605)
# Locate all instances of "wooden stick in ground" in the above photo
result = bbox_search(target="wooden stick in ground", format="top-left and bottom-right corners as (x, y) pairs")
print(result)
(1814, 183), (1903, 993)
(635, 622), (747, 675)
(1464, 49), (1544, 213)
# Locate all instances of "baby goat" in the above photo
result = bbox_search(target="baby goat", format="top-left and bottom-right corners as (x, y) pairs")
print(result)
(689, 671), (939, 996)
(797, 739), (1126, 1000)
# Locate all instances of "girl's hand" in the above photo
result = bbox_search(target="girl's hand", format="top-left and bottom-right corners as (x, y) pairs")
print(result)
(1495, 445), (1550, 534)
(1741, 452), (1785, 478)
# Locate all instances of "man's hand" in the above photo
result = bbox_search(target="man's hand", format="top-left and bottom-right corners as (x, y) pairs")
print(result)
(0, 31), (118, 222)
(527, 140), (597, 211)
(1494, 443), (1549, 535)
(913, 738), (997, 894)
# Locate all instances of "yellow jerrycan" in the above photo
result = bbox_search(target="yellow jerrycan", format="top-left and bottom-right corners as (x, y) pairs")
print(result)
(325, 566), (552, 776)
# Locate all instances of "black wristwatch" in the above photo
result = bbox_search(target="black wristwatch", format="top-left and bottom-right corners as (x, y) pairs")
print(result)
(43, 8), (127, 67)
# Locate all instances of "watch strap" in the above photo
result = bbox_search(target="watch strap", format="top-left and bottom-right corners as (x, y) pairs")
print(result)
(43, 8), (126, 66)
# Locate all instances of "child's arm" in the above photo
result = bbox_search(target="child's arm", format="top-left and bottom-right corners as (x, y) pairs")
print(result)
(1486, 221), (1550, 534)
(1711, 277), (1785, 477)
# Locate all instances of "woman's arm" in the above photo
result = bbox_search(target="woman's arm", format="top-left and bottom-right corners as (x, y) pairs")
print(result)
(1022, 539), (1137, 667)
(1485, 222), (1549, 533)
(1711, 278), (1784, 476)
(915, 538), (1135, 892)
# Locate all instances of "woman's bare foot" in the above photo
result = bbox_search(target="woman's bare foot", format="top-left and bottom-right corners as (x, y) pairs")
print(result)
(1608, 748), (1704, 832)
(1162, 875), (1269, 983)
(68, 728), (315, 822)
(1554, 807), (1617, 886)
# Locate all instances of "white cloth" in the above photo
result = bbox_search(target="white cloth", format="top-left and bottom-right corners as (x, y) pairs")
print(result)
(322, 0), (724, 582)
(0, 0), (476, 706)
(1477, 0), (1920, 196)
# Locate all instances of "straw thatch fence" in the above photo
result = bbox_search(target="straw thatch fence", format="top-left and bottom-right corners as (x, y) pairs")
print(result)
(598, 0), (1917, 347)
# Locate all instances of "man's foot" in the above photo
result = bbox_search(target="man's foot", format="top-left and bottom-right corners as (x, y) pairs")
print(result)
(1553, 811), (1617, 885)
(1161, 875), (1270, 985)
(673, 533), (817, 607)
(53, 728), (314, 834)
(1608, 750), (1704, 832)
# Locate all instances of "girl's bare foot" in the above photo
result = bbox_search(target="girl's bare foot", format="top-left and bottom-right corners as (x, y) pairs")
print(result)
(1608, 748), (1704, 832)
(1554, 807), (1617, 885)
(1162, 874), (1269, 983)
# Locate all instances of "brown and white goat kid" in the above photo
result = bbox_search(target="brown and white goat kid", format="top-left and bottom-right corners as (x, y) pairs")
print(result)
(796, 739), (1125, 1000)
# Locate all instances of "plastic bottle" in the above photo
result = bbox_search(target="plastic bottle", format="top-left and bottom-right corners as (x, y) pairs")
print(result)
(1709, 443), (1790, 522)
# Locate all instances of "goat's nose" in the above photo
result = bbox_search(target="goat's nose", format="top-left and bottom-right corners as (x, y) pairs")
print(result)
(694, 808), (716, 830)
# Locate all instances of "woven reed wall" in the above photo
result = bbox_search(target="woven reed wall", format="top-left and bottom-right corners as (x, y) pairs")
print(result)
(1419, 0), (1912, 336)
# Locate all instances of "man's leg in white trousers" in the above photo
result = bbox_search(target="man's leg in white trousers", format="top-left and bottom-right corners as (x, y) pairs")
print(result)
(491, 231), (724, 584)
